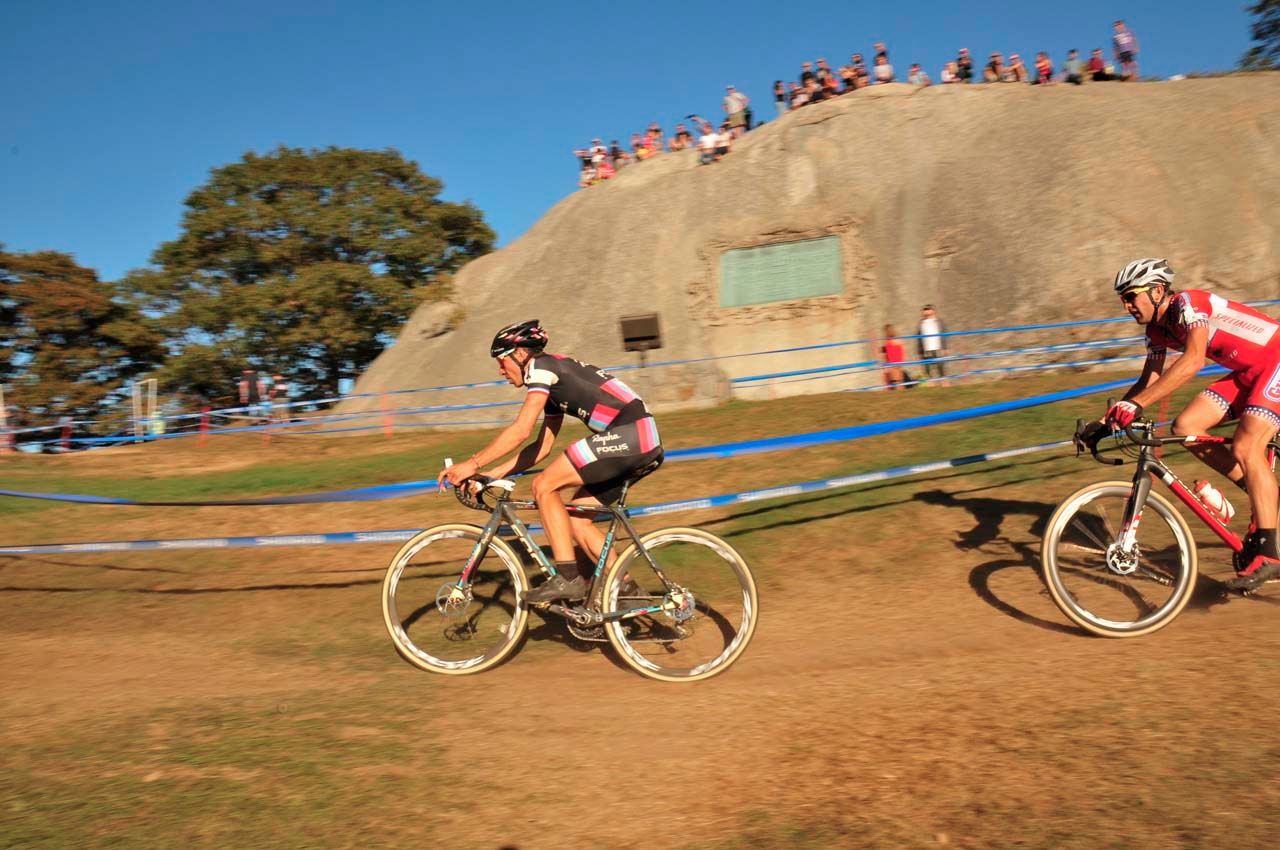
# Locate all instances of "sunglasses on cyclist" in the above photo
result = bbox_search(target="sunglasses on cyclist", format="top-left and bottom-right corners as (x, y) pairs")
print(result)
(1120, 287), (1152, 304)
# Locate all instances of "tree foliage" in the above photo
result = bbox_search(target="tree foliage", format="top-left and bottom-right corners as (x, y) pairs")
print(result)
(0, 246), (163, 429)
(133, 146), (494, 401)
(1242, 0), (1280, 69)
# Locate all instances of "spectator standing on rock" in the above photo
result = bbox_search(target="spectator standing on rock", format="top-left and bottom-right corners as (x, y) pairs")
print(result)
(1062, 49), (1084, 84)
(723, 85), (749, 138)
(800, 61), (815, 85)
(773, 80), (788, 118)
(918, 305), (949, 384)
(908, 63), (930, 86)
(1113, 20), (1139, 80)
(873, 54), (894, 83)
(956, 47), (974, 83)
(940, 61), (959, 84)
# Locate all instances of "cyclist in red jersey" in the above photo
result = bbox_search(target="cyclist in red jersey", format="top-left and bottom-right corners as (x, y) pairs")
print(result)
(1083, 259), (1280, 589)
(440, 320), (663, 603)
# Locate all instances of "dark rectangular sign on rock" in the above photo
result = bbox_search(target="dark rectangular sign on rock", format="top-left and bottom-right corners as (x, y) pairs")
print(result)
(718, 236), (843, 307)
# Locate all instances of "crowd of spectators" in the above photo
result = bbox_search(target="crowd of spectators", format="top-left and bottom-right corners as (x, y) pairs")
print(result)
(574, 19), (1142, 187)
(573, 84), (755, 186)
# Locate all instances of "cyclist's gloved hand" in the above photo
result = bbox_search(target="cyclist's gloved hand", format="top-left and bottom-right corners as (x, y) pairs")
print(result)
(1076, 419), (1108, 450)
(1105, 400), (1143, 430)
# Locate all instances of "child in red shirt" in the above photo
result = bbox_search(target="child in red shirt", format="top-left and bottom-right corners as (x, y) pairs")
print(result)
(882, 324), (909, 389)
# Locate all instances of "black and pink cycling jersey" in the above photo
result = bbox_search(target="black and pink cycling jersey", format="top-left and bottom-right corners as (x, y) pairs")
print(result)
(523, 354), (652, 431)
(523, 354), (663, 504)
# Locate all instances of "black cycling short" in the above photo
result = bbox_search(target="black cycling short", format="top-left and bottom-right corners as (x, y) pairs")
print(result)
(565, 416), (664, 505)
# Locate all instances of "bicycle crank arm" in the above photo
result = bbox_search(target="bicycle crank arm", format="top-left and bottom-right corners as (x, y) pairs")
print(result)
(546, 603), (600, 626)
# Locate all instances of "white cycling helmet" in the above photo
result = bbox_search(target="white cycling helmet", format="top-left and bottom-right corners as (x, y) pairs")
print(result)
(1113, 258), (1174, 294)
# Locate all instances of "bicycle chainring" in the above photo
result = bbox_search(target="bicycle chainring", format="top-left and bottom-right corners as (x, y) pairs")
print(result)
(566, 622), (608, 642)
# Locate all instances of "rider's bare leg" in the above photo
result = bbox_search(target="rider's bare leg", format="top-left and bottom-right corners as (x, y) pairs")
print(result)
(531, 454), (586, 567)
(567, 488), (610, 567)
(1232, 413), (1280, 533)
(1171, 394), (1240, 482)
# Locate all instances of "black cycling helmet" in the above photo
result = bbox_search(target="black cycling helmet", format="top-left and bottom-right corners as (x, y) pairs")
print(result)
(490, 319), (548, 358)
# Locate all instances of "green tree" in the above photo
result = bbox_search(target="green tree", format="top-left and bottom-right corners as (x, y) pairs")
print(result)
(1242, 0), (1280, 69)
(0, 247), (163, 431)
(132, 146), (494, 401)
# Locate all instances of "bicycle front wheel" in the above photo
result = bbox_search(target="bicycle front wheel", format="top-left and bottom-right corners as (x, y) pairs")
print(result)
(603, 527), (759, 682)
(381, 523), (529, 674)
(1041, 481), (1197, 637)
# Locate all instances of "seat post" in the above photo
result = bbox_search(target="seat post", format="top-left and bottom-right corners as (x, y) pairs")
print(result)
(617, 479), (631, 508)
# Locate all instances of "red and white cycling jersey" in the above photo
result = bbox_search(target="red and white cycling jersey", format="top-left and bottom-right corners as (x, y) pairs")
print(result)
(1146, 290), (1280, 372)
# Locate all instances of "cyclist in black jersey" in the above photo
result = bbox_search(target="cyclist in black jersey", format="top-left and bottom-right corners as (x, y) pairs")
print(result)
(440, 320), (664, 603)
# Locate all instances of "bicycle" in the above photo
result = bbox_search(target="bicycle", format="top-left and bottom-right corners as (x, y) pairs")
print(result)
(380, 472), (759, 682)
(1040, 416), (1280, 638)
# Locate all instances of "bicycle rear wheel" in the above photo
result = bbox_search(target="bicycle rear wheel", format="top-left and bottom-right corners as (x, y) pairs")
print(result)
(1041, 481), (1197, 637)
(602, 527), (758, 682)
(381, 523), (529, 674)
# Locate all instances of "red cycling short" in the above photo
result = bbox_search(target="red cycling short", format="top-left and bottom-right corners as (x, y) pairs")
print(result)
(1200, 347), (1280, 431)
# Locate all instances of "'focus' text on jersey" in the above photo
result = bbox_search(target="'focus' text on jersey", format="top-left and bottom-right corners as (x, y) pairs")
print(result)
(523, 354), (651, 431)
(1146, 291), (1280, 372)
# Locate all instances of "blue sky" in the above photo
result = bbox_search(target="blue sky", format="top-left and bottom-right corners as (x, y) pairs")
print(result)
(0, 1), (1255, 282)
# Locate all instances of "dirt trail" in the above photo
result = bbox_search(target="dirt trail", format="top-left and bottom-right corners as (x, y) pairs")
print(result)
(5, 462), (1280, 849)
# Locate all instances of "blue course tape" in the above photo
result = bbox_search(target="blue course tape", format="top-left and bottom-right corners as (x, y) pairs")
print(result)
(0, 377), (1127, 507)
(663, 378), (1131, 462)
(0, 438), (1072, 556)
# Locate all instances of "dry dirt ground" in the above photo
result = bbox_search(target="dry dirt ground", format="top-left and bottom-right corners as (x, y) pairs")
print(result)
(4, 429), (1280, 849)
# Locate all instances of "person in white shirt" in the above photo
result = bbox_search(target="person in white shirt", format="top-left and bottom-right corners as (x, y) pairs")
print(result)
(873, 55), (894, 83)
(698, 128), (718, 165)
(917, 304), (949, 384)
(722, 85), (749, 137)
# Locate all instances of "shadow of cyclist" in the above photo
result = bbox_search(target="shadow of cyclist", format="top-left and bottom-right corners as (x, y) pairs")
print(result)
(967, 544), (1084, 635)
(912, 488), (1054, 551)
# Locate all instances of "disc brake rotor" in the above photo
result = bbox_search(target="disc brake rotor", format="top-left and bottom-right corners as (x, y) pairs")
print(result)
(1105, 543), (1139, 576)
(435, 582), (473, 618)
(664, 589), (697, 623)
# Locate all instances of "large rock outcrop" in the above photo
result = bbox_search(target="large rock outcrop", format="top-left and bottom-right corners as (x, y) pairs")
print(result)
(345, 74), (1280, 419)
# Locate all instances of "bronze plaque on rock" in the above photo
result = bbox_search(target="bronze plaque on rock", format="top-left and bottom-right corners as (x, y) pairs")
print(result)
(718, 236), (843, 307)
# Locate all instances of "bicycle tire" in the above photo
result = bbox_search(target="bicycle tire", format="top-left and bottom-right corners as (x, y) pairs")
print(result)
(1041, 481), (1197, 638)
(381, 523), (530, 674)
(602, 526), (759, 682)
